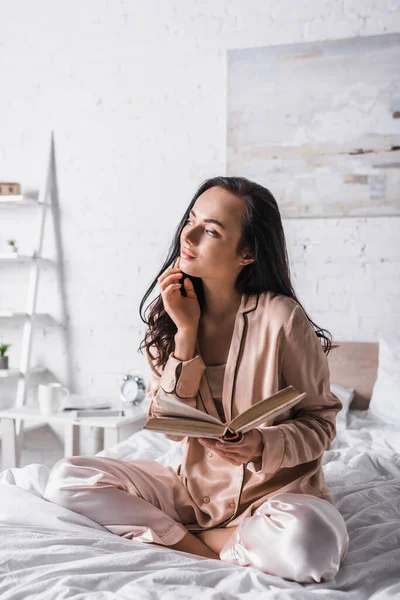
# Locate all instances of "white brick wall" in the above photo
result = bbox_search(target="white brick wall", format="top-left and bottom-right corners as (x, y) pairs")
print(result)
(0, 1), (399, 450)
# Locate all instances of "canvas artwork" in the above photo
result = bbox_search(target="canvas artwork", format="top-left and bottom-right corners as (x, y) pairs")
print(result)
(227, 33), (400, 218)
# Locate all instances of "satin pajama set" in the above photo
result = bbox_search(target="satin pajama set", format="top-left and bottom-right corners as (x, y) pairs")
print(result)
(44, 292), (349, 583)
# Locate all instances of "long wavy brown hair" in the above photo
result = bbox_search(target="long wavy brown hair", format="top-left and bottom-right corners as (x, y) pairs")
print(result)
(138, 176), (335, 371)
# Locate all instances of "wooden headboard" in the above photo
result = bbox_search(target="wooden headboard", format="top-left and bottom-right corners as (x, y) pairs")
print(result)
(327, 342), (379, 410)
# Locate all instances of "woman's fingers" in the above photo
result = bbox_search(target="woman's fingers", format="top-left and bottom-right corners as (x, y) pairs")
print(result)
(156, 255), (201, 331)
(157, 257), (184, 292)
(200, 438), (245, 463)
(164, 283), (181, 297)
(158, 268), (180, 286)
(159, 271), (182, 291)
(158, 257), (181, 285)
(203, 438), (250, 453)
(182, 276), (196, 298)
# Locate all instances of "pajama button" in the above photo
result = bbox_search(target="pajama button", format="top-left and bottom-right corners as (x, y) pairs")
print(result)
(203, 496), (210, 503)
(229, 502), (236, 508)
(207, 452), (213, 458)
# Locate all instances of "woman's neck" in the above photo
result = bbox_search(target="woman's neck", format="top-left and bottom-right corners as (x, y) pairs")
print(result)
(202, 284), (242, 322)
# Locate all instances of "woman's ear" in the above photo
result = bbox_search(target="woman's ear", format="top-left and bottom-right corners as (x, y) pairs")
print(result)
(239, 251), (255, 267)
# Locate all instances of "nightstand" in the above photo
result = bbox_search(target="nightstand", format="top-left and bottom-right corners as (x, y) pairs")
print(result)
(0, 406), (147, 470)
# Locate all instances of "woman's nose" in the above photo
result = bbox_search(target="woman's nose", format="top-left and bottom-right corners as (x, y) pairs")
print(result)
(183, 231), (199, 245)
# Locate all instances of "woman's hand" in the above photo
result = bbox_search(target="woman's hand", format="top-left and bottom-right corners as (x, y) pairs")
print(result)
(158, 256), (201, 332)
(199, 429), (264, 467)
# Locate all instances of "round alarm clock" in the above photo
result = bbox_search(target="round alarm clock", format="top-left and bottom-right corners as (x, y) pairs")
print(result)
(120, 372), (146, 406)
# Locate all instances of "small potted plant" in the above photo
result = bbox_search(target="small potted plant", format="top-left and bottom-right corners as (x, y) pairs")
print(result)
(0, 343), (11, 369)
(7, 239), (18, 254)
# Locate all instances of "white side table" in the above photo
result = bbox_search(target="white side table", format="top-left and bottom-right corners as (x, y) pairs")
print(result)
(0, 406), (148, 470)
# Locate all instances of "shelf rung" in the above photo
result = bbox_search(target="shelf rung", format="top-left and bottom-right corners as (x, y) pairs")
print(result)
(0, 369), (20, 378)
(0, 421), (48, 439)
(0, 367), (48, 379)
(0, 196), (39, 206)
(0, 254), (53, 264)
(0, 312), (57, 324)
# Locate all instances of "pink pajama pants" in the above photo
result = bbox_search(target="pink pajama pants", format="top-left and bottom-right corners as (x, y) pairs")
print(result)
(44, 455), (349, 583)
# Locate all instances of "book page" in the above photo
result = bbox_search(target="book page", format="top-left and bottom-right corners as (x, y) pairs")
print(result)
(228, 386), (306, 433)
(232, 393), (306, 434)
(149, 389), (223, 426)
(145, 417), (225, 437)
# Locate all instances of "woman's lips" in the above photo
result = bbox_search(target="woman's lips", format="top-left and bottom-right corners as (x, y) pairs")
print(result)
(181, 249), (196, 260)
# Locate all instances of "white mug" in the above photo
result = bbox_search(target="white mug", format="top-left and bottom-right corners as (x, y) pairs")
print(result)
(38, 383), (70, 415)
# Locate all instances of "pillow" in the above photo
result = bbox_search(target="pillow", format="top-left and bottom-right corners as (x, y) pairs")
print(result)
(330, 383), (355, 430)
(368, 335), (400, 425)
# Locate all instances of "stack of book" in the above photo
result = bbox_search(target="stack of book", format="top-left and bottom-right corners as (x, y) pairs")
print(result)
(62, 396), (124, 418)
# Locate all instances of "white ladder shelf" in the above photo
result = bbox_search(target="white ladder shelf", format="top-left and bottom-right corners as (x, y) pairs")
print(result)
(0, 132), (62, 437)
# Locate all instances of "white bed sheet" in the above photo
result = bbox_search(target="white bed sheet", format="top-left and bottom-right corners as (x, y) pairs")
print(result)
(1, 410), (400, 600)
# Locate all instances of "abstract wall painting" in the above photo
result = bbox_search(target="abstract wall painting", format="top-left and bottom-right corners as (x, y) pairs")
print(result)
(227, 33), (400, 218)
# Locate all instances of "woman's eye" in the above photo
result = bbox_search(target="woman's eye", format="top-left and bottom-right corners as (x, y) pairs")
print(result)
(184, 218), (218, 237)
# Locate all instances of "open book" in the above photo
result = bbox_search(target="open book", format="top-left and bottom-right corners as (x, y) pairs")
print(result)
(144, 385), (306, 443)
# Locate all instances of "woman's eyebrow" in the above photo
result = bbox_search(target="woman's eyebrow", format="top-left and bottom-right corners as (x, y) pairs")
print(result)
(190, 209), (226, 230)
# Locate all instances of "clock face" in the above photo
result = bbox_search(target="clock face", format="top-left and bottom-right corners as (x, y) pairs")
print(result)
(121, 379), (139, 403)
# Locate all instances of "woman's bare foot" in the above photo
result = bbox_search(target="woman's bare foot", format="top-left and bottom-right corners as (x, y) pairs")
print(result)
(194, 526), (238, 555)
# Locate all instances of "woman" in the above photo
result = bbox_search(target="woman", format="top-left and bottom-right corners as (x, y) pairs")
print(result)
(44, 176), (349, 583)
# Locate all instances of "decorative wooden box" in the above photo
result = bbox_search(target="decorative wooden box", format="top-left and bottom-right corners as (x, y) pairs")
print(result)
(0, 182), (21, 195)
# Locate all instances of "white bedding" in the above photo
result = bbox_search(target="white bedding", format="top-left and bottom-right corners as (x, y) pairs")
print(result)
(1, 410), (400, 599)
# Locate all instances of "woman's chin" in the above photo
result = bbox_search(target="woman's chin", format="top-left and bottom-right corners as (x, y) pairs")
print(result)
(180, 256), (198, 272)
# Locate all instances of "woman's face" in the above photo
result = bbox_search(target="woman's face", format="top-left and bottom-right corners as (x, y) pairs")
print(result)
(179, 186), (248, 280)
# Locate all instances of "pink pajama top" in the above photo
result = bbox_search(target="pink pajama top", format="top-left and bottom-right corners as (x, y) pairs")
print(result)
(145, 290), (343, 533)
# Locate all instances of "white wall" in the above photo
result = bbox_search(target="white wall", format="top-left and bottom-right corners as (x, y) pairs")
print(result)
(0, 1), (399, 449)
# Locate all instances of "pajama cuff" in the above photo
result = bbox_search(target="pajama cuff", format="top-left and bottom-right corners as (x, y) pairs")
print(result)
(246, 426), (285, 474)
(159, 351), (206, 398)
(157, 521), (188, 546)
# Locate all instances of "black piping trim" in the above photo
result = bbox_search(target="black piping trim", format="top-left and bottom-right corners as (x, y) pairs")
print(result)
(173, 361), (184, 397)
(175, 361), (183, 381)
(216, 298), (259, 526)
(174, 389), (194, 399)
(229, 311), (247, 424)
(249, 292), (259, 314)
(174, 359), (205, 401)
(159, 384), (175, 394)
(159, 361), (183, 395)
(198, 387), (208, 413)
(220, 463), (246, 527)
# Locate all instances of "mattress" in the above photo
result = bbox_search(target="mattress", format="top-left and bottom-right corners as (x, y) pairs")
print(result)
(1, 410), (400, 599)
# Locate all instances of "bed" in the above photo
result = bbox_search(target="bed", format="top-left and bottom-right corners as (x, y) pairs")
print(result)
(1, 340), (400, 599)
